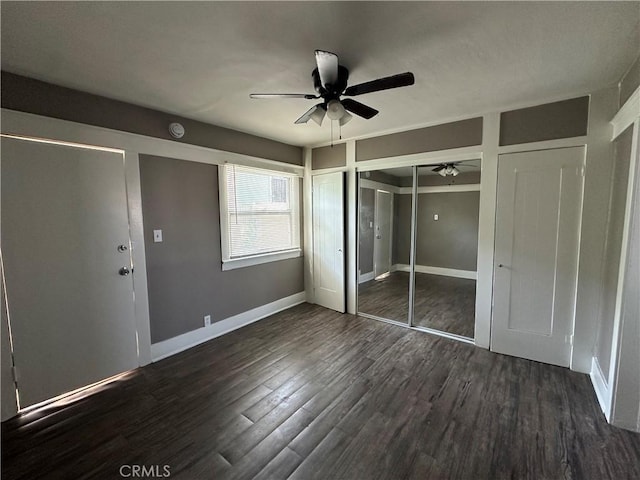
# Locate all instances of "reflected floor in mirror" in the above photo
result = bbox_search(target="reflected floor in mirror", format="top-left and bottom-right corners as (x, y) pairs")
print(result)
(358, 272), (475, 338)
(358, 272), (410, 323)
(413, 273), (475, 338)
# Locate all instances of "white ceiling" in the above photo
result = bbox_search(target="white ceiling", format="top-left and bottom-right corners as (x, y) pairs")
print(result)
(1, 2), (639, 147)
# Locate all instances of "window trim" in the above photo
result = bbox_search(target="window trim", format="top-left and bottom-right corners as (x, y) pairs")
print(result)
(221, 248), (302, 271)
(219, 164), (302, 270)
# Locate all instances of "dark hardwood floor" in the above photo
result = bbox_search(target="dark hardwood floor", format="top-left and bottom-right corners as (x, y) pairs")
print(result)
(358, 272), (476, 338)
(358, 272), (410, 323)
(2, 303), (639, 479)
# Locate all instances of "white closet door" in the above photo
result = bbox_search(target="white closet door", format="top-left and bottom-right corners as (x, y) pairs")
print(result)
(312, 172), (345, 313)
(1, 136), (138, 408)
(373, 190), (392, 279)
(492, 146), (585, 367)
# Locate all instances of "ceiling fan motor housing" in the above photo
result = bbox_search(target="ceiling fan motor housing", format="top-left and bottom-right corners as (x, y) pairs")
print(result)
(312, 65), (349, 99)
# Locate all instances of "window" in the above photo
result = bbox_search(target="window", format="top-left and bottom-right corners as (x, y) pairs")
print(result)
(219, 164), (301, 270)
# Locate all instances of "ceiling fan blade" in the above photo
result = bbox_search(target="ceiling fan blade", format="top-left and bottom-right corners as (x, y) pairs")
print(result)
(344, 72), (415, 96)
(250, 93), (317, 99)
(294, 103), (326, 125)
(315, 50), (339, 89)
(432, 165), (445, 172)
(341, 98), (379, 120)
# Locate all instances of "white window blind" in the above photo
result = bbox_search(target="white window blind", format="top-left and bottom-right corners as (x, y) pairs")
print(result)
(220, 164), (301, 267)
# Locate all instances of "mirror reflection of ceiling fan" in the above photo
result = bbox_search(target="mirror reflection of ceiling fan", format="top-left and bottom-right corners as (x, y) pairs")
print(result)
(431, 162), (476, 177)
(250, 50), (415, 125)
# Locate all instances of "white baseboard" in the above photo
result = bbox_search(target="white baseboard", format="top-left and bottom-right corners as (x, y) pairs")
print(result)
(590, 356), (611, 421)
(150, 292), (306, 362)
(359, 271), (375, 284)
(393, 264), (477, 280)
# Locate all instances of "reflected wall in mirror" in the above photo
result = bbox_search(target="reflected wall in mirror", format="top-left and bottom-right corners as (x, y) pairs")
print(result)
(411, 160), (480, 338)
(357, 168), (412, 324)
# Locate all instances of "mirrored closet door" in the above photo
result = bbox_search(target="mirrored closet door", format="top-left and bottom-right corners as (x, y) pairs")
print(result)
(357, 168), (411, 325)
(411, 161), (480, 338)
(357, 161), (481, 340)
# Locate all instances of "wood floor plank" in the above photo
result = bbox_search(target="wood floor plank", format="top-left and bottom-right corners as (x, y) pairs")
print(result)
(288, 427), (354, 480)
(2, 303), (639, 480)
(221, 408), (315, 480)
(220, 382), (321, 464)
(290, 378), (371, 457)
(252, 447), (303, 480)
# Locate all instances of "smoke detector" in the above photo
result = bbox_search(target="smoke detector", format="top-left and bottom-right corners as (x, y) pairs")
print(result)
(169, 122), (185, 139)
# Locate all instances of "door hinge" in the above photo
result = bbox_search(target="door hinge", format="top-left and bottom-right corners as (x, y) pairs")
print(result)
(578, 166), (585, 177)
(565, 334), (574, 346)
(11, 365), (18, 382)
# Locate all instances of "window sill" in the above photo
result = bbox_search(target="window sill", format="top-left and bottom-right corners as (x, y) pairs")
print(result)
(222, 249), (302, 271)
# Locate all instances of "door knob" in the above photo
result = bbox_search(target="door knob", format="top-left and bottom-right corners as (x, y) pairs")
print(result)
(117, 244), (128, 252)
(119, 266), (130, 276)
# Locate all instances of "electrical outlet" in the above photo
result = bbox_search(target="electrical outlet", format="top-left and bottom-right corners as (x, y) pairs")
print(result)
(204, 315), (211, 327)
(153, 229), (163, 242)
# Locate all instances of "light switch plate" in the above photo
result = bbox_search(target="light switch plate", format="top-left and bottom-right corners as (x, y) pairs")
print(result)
(153, 229), (163, 242)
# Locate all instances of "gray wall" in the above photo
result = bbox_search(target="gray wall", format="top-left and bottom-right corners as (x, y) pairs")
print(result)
(393, 192), (480, 271)
(595, 125), (633, 379)
(139, 154), (304, 344)
(356, 117), (483, 161)
(1, 72), (302, 165)
(366, 170), (404, 187)
(499, 96), (589, 146)
(620, 54), (640, 108)
(392, 193), (413, 266)
(312, 143), (346, 170)
(358, 188), (375, 275)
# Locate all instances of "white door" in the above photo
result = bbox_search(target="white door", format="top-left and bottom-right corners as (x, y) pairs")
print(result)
(312, 172), (345, 312)
(1, 136), (139, 409)
(492, 146), (585, 367)
(374, 190), (392, 279)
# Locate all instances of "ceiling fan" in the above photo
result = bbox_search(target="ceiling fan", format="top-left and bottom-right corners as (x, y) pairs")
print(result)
(250, 50), (415, 126)
(431, 162), (475, 177)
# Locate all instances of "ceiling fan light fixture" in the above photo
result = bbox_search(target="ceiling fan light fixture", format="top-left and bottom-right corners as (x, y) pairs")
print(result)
(326, 99), (346, 120)
(438, 168), (448, 177)
(451, 166), (460, 176)
(339, 112), (353, 126)
(310, 107), (326, 126)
